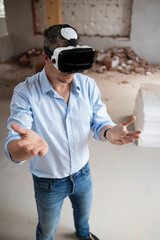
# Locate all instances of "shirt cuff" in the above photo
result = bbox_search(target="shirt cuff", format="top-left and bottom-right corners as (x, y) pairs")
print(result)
(4, 135), (25, 165)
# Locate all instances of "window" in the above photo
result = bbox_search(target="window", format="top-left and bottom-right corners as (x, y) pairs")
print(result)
(0, 0), (5, 18)
(0, 0), (8, 36)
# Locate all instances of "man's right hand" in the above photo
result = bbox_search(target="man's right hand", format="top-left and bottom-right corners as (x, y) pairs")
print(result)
(8, 123), (49, 162)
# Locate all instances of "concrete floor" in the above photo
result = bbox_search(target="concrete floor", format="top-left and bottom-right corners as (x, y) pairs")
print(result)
(1, 64), (160, 240)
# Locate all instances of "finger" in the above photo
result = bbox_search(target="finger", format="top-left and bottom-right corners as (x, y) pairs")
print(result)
(33, 144), (48, 157)
(17, 140), (31, 147)
(11, 123), (26, 136)
(126, 130), (142, 136)
(135, 130), (142, 134)
(115, 140), (125, 146)
(31, 145), (46, 156)
(115, 139), (133, 145)
(118, 134), (140, 143)
(38, 147), (48, 157)
(23, 144), (35, 152)
(122, 116), (136, 127)
(123, 137), (140, 142)
(123, 138), (135, 144)
(17, 141), (36, 154)
(123, 133), (141, 139)
(115, 137), (137, 145)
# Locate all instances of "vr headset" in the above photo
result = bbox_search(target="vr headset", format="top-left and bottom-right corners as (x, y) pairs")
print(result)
(44, 27), (95, 74)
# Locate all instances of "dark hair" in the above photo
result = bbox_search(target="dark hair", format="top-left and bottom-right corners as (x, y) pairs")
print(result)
(44, 24), (80, 58)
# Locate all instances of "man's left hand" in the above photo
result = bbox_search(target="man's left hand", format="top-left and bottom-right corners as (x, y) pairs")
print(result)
(106, 116), (141, 145)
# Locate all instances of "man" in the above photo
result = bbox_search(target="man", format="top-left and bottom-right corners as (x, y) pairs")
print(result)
(5, 24), (141, 240)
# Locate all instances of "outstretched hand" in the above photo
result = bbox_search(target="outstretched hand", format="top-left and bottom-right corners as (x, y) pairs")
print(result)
(11, 123), (49, 157)
(106, 116), (141, 145)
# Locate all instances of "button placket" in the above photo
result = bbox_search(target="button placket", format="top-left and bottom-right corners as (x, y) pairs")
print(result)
(65, 94), (77, 175)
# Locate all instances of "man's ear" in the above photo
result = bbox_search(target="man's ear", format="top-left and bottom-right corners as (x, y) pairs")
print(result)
(42, 52), (49, 61)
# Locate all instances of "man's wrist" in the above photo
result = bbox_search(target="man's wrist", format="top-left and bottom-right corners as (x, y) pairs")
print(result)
(103, 128), (112, 139)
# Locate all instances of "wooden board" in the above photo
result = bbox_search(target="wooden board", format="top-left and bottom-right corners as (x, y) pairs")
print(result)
(46, 0), (62, 27)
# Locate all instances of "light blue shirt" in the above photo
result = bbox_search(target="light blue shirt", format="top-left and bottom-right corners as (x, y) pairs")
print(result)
(5, 68), (115, 178)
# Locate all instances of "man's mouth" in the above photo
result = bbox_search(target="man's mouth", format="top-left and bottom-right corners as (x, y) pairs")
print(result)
(63, 73), (74, 77)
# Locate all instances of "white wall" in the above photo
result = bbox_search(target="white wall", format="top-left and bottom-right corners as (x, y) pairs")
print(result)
(0, 34), (13, 62)
(0, 17), (8, 36)
(0, 16), (11, 62)
(131, 0), (160, 64)
(1, 0), (160, 64)
(4, 0), (43, 57)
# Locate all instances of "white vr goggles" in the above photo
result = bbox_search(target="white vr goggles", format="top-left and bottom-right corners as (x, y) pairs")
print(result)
(44, 27), (95, 74)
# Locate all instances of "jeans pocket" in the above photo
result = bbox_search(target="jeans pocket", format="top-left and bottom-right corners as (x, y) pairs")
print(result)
(81, 163), (90, 175)
(33, 176), (53, 192)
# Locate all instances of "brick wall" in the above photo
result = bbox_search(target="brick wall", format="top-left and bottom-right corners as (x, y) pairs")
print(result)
(62, 0), (133, 37)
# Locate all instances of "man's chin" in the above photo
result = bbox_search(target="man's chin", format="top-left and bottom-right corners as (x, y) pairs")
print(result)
(61, 73), (75, 82)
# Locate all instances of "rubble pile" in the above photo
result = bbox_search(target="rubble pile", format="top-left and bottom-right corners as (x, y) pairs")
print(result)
(18, 48), (43, 66)
(92, 47), (160, 75)
(9, 48), (45, 73)
(9, 46), (160, 75)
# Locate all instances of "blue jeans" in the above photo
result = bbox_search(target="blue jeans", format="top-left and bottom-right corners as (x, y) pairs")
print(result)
(32, 162), (92, 240)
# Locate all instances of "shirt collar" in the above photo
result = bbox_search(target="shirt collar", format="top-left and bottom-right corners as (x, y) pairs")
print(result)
(39, 68), (53, 94)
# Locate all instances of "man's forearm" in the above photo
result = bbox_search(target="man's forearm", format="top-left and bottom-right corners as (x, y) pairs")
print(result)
(8, 140), (34, 163)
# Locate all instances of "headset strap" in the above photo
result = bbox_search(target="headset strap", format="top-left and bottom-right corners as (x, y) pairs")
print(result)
(69, 39), (76, 47)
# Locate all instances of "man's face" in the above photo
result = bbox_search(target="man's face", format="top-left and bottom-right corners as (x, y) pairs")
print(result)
(47, 59), (75, 84)
(46, 44), (75, 84)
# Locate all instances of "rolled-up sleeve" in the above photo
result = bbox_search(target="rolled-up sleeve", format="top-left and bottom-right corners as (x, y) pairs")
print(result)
(89, 79), (116, 141)
(4, 86), (33, 163)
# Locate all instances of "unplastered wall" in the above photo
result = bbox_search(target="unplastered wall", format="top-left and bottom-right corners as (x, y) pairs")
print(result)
(62, 0), (133, 37)
(79, 0), (160, 64)
(2, 0), (160, 64)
